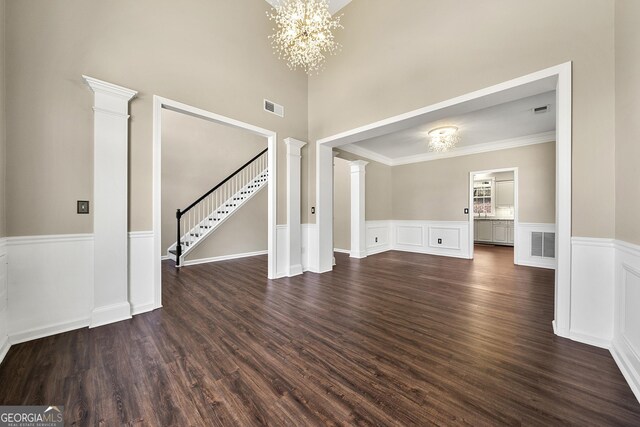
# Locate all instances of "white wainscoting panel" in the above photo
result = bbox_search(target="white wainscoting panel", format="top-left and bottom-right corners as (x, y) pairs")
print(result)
(393, 221), (470, 259)
(429, 227), (461, 250)
(302, 224), (318, 273)
(396, 225), (423, 247)
(129, 232), (156, 315)
(0, 238), (8, 364)
(7, 235), (94, 344)
(366, 221), (391, 255)
(569, 237), (615, 348)
(612, 240), (640, 403)
(517, 223), (556, 269)
(276, 225), (288, 278)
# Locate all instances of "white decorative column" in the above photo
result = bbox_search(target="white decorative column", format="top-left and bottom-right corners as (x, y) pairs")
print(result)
(83, 76), (137, 328)
(316, 144), (334, 273)
(285, 138), (307, 277)
(332, 152), (340, 266)
(350, 160), (368, 259)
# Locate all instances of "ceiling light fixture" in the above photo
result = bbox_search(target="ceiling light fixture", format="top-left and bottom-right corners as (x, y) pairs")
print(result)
(428, 126), (460, 152)
(267, 0), (343, 74)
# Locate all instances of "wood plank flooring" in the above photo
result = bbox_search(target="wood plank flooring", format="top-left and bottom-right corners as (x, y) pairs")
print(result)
(1, 245), (639, 425)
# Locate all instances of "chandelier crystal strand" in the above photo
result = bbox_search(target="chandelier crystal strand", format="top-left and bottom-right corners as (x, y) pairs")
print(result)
(268, 0), (343, 74)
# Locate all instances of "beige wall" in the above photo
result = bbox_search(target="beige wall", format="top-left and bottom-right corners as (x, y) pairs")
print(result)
(392, 142), (556, 224)
(0, 0), (5, 238)
(306, 0), (616, 240)
(335, 149), (393, 221)
(161, 109), (266, 259)
(615, 0), (640, 245)
(4, 0), (307, 237)
(333, 157), (350, 251)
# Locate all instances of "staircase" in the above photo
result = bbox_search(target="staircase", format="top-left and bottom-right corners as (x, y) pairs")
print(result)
(168, 148), (268, 267)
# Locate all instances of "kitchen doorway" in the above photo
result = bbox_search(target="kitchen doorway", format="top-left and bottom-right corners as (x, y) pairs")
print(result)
(468, 167), (519, 264)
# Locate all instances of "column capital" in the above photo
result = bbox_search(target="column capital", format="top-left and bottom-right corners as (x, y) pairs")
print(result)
(350, 160), (369, 173)
(83, 75), (137, 101)
(284, 138), (307, 155)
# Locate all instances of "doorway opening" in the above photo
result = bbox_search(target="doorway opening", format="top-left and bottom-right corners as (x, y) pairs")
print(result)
(315, 63), (572, 337)
(152, 97), (277, 310)
(469, 167), (519, 264)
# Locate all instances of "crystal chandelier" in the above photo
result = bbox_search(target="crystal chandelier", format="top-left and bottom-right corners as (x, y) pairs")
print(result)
(428, 126), (460, 152)
(267, 0), (343, 74)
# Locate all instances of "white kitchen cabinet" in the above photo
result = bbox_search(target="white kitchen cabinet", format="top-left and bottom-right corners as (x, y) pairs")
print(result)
(476, 220), (493, 242)
(496, 181), (514, 207)
(493, 221), (509, 243)
(474, 219), (514, 246)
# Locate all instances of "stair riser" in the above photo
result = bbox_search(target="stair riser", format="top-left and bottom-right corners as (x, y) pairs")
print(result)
(169, 169), (268, 260)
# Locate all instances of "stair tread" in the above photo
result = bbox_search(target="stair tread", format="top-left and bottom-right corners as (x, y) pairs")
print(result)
(174, 168), (269, 254)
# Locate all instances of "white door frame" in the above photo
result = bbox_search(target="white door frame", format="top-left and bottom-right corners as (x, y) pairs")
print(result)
(152, 96), (278, 309)
(468, 167), (519, 264)
(315, 62), (572, 338)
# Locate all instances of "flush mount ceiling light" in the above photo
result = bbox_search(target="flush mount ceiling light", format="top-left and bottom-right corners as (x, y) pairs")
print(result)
(267, 0), (343, 74)
(428, 126), (460, 152)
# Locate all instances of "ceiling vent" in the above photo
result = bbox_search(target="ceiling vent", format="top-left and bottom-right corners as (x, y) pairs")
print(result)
(533, 105), (550, 114)
(264, 99), (284, 118)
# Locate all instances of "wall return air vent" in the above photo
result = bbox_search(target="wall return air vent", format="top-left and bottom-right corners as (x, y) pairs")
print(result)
(264, 99), (284, 117)
(531, 231), (555, 258)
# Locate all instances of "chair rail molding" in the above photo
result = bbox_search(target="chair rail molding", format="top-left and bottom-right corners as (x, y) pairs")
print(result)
(83, 76), (137, 328)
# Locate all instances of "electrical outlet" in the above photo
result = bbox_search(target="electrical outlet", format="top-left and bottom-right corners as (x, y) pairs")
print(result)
(375, 237), (378, 243)
(311, 207), (315, 214)
(464, 208), (469, 214)
(437, 238), (442, 244)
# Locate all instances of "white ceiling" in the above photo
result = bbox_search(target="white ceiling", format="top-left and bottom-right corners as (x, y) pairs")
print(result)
(341, 91), (557, 165)
(264, 0), (352, 15)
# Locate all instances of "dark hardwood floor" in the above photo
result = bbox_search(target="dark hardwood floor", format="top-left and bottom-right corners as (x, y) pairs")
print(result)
(1, 245), (639, 425)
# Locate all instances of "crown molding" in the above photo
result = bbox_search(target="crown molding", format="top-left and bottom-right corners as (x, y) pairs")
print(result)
(340, 131), (556, 167)
(338, 143), (395, 166)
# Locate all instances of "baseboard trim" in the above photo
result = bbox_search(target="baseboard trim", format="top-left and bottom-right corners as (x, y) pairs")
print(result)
(10, 316), (90, 345)
(393, 247), (470, 260)
(350, 250), (368, 259)
(569, 330), (611, 349)
(131, 302), (156, 316)
(288, 264), (303, 277)
(0, 335), (10, 366)
(367, 245), (391, 256)
(90, 302), (132, 328)
(183, 250), (268, 267)
(516, 259), (556, 270)
(333, 248), (350, 254)
(160, 255), (170, 261)
(611, 341), (640, 404)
